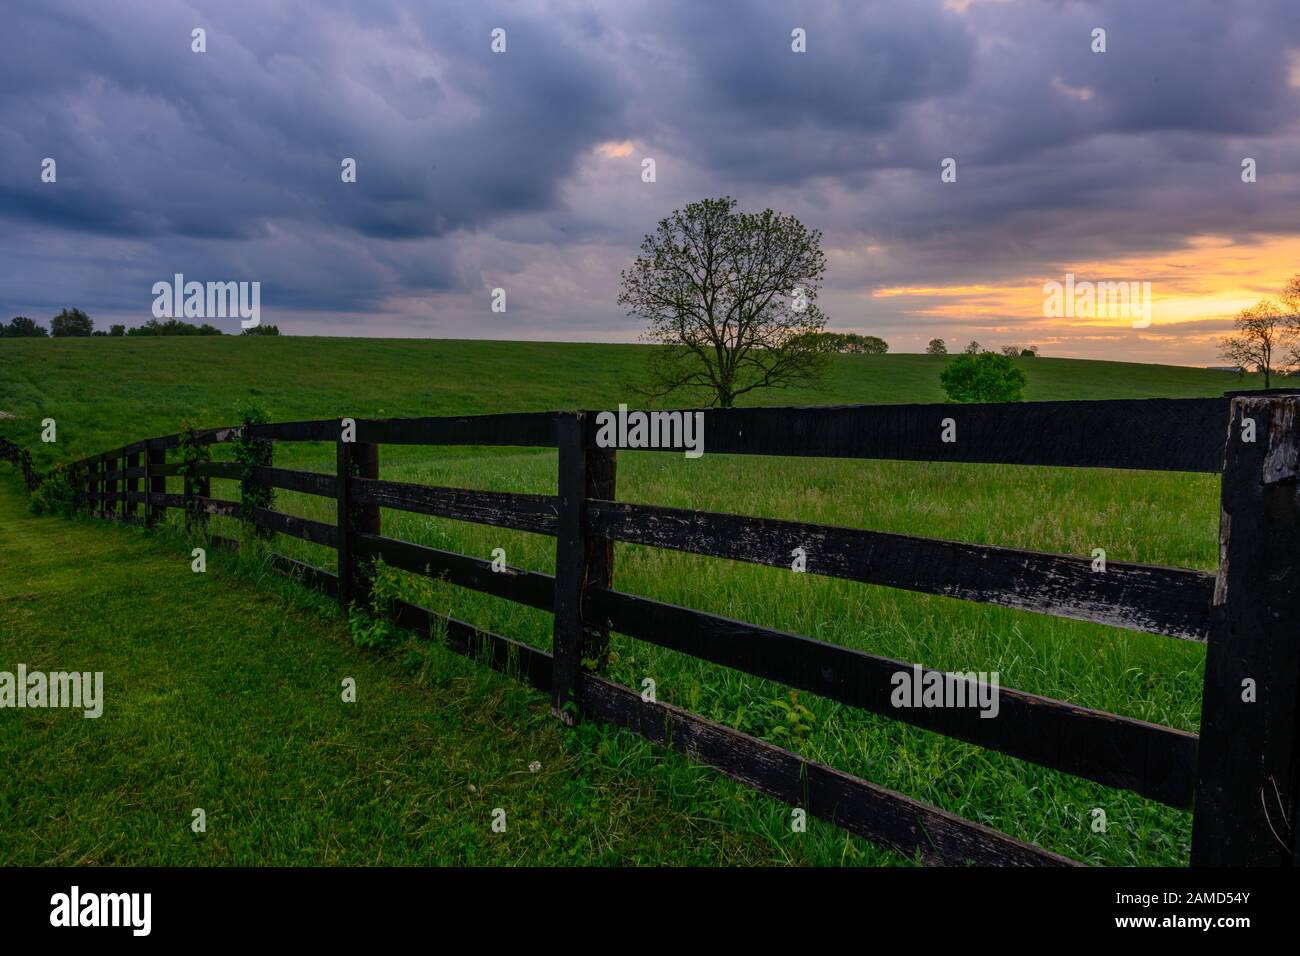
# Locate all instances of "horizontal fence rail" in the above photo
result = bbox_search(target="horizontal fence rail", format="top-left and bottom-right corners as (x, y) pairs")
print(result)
(16, 392), (1300, 867)
(581, 397), (1233, 472)
(351, 477), (559, 535)
(586, 500), (1216, 641)
(586, 586), (1199, 808)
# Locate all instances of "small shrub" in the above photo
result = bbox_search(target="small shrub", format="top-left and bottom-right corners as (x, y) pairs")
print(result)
(349, 609), (398, 650)
(747, 692), (817, 749)
(28, 466), (77, 517)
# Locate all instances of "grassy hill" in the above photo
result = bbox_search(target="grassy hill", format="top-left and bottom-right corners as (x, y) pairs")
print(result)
(0, 336), (1266, 469)
(0, 337), (1272, 865)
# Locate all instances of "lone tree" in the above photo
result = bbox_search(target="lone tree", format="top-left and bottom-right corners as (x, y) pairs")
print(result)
(50, 308), (93, 337)
(1218, 299), (1289, 388)
(926, 338), (947, 355)
(1283, 274), (1300, 369)
(619, 197), (830, 407)
(940, 351), (1028, 403)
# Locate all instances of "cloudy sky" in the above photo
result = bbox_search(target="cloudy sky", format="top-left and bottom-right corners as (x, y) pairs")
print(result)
(2, 0), (1299, 364)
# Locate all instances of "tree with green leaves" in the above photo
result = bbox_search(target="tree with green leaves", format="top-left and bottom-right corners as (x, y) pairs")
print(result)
(126, 318), (222, 336)
(1, 316), (48, 337)
(618, 197), (830, 408)
(926, 338), (947, 355)
(846, 334), (887, 354)
(940, 351), (1028, 403)
(50, 308), (93, 337)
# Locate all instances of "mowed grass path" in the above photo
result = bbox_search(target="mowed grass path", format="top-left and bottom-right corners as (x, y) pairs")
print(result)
(0, 476), (837, 866)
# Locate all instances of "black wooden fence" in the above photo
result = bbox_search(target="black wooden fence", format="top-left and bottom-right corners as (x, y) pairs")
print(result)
(0, 436), (39, 491)
(32, 393), (1300, 866)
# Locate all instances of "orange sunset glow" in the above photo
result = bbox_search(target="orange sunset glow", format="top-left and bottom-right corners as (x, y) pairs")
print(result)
(870, 234), (1300, 364)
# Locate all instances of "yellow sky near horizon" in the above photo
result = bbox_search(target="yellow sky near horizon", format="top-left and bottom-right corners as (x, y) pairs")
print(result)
(871, 233), (1300, 363)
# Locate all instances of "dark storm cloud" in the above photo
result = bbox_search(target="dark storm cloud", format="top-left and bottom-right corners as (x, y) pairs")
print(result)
(0, 0), (1298, 350)
(612, 0), (975, 183)
(0, 1), (626, 241)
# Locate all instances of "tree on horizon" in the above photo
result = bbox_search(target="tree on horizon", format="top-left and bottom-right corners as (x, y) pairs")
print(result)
(618, 197), (830, 408)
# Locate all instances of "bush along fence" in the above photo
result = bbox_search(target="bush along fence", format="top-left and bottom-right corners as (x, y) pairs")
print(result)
(16, 391), (1300, 866)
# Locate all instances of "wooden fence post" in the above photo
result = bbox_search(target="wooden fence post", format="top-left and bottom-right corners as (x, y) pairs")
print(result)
(146, 443), (166, 528)
(1192, 394), (1300, 865)
(582, 437), (617, 671)
(125, 450), (140, 522)
(119, 447), (129, 521)
(336, 431), (380, 614)
(97, 453), (108, 518)
(550, 412), (617, 724)
(235, 422), (275, 540)
(184, 456), (210, 535)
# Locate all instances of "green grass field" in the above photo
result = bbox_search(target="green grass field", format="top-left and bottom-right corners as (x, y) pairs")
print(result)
(0, 337), (1269, 865)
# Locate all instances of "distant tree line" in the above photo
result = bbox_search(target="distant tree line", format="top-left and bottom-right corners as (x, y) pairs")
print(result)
(123, 318), (223, 336)
(1, 308), (279, 338)
(926, 338), (1039, 358)
(808, 332), (889, 354)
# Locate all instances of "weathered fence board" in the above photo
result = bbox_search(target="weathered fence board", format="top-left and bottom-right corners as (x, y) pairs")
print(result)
(253, 507), (338, 547)
(355, 411), (559, 447)
(351, 477), (558, 535)
(587, 500), (1214, 640)
(355, 533), (554, 611)
(585, 398), (1227, 472)
(578, 674), (1080, 866)
(252, 465), (335, 497)
(588, 586), (1196, 807)
(192, 497), (241, 518)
